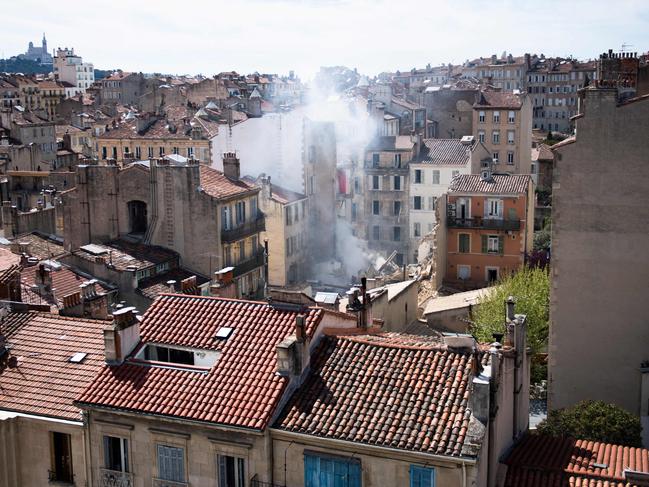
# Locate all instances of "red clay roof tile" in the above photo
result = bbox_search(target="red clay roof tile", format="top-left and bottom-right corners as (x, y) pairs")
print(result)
(274, 333), (476, 457)
(77, 294), (325, 430)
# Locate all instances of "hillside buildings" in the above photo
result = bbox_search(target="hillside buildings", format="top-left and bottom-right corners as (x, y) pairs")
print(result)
(18, 33), (52, 64)
(53, 47), (95, 95)
(548, 80), (649, 437)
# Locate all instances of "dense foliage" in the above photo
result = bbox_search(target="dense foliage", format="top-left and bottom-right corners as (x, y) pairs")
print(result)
(471, 266), (550, 356)
(538, 400), (642, 447)
(0, 57), (50, 74)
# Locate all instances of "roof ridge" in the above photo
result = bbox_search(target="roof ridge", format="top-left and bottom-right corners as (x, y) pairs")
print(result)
(339, 333), (450, 351)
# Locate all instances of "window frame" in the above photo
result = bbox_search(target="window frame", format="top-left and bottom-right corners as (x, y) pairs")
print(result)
(156, 444), (186, 483)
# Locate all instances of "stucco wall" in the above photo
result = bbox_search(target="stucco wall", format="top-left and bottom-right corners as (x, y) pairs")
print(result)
(548, 90), (649, 414)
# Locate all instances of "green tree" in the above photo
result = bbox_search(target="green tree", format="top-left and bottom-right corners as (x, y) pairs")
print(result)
(471, 266), (550, 356)
(537, 400), (642, 447)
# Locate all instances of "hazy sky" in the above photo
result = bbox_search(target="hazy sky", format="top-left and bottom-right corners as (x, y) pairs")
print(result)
(2, 0), (648, 79)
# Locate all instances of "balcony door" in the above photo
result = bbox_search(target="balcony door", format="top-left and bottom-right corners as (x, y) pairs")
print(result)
(458, 198), (470, 220)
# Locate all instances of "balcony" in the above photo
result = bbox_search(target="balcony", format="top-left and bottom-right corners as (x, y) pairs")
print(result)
(447, 216), (521, 231)
(251, 474), (284, 487)
(232, 249), (266, 278)
(152, 479), (188, 487)
(100, 469), (133, 487)
(221, 214), (265, 243)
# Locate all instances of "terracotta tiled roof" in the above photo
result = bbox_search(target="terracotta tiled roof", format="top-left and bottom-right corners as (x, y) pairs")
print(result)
(532, 144), (555, 162)
(0, 232), (65, 261)
(200, 166), (258, 200)
(275, 333), (476, 457)
(77, 294), (325, 430)
(449, 174), (531, 194)
(504, 434), (649, 487)
(241, 176), (306, 204)
(0, 312), (109, 421)
(20, 264), (114, 307)
(137, 268), (209, 300)
(474, 91), (524, 109)
(416, 138), (475, 166)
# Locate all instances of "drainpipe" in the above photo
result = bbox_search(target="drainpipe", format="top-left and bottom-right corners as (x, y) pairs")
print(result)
(462, 461), (467, 487)
(284, 440), (294, 486)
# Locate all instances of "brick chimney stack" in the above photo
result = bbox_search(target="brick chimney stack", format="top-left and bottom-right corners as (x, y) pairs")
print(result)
(222, 152), (240, 180)
(104, 306), (140, 365)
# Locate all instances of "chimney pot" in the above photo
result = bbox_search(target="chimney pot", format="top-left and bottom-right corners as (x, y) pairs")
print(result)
(295, 314), (306, 342)
(222, 152), (240, 180)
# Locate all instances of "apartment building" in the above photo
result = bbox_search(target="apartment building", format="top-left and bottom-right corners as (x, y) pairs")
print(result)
(548, 86), (649, 440)
(96, 111), (217, 164)
(473, 90), (533, 174)
(247, 176), (309, 287)
(362, 135), (417, 265)
(53, 47), (95, 94)
(61, 154), (266, 299)
(443, 173), (534, 289)
(526, 58), (597, 133)
(409, 137), (491, 262)
(464, 53), (530, 91)
(100, 71), (147, 106)
(0, 106), (57, 164)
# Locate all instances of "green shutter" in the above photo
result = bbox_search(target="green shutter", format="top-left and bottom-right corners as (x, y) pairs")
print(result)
(481, 235), (488, 253)
(499, 236), (505, 255)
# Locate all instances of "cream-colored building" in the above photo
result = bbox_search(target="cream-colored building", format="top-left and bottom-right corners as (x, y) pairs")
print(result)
(0, 310), (108, 487)
(473, 91), (533, 175)
(53, 47), (95, 95)
(247, 176), (309, 287)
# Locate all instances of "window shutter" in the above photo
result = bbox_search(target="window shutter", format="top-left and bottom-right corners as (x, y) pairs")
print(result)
(103, 436), (110, 470)
(481, 235), (488, 253)
(499, 236), (505, 255)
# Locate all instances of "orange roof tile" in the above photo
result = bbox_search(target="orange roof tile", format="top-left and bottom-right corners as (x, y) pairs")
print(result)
(0, 312), (109, 421)
(504, 434), (649, 487)
(77, 294), (325, 430)
(275, 333), (476, 456)
(449, 174), (531, 194)
(200, 166), (258, 200)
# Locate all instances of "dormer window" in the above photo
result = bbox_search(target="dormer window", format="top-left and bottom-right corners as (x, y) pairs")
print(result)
(136, 343), (219, 368)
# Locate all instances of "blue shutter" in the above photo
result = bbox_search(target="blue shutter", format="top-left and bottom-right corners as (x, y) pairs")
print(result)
(410, 465), (435, 487)
(305, 454), (361, 487)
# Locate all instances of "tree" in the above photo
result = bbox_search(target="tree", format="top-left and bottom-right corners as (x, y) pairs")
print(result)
(471, 266), (550, 357)
(538, 400), (642, 447)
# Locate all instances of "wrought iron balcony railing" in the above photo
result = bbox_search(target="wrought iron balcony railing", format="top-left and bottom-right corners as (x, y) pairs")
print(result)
(152, 479), (188, 487)
(232, 249), (266, 278)
(446, 216), (521, 231)
(221, 214), (265, 243)
(100, 469), (133, 487)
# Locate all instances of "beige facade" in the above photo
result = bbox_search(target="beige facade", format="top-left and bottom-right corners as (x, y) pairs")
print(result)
(97, 135), (212, 165)
(0, 414), (88, 487)
(254, 177), (309, 287)
(473, 92), (533, 175)
(84, 409), (272, 487)
(548, 88), (649, 428)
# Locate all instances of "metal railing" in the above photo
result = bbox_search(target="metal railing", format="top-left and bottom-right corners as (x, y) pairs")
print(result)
(47, 470), (74, 485)
(232, 250), (265, 278)
(152, 479), (188, 487)
(221, 214), (265, 243)
(446, 216), (521, 231)
(251, 474), (285, 487)
(100, 469), (133, 487)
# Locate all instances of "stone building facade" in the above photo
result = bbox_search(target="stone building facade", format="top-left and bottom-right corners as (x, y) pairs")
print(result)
(548, 87), (649, 441)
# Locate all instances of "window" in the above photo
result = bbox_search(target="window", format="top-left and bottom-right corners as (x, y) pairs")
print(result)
(372, 225), (380, 240)
(507, 152), (514, 164)
(218, 455), (245, 487)
(393, 200), (401, 216)
(413, 196), (422, 210)
(104, 436), (129, 473)
(372, 200), (380, 215)
(188, 146), (194, 157)
(222, 206), (232, 230)
(492, 152), (499, 163)
(452, 170), (460, 178)
(428, 196), (436, 211)
(353, 177), (360, 193)
(112, 147), (117, 159)
(50, 432), (73, 483)
(239, 241), (245, 261)
(351, 203), (358, 221)
(414, 169), (423, 184)
(235, 201), (246, 225)
(304, 454), (361, 487)
(508, 110), (515, 123)
(285, 206), (292, 226)
(410, 465), (436, 487)
(394, 153), (402, 167)
(482, 235), (504, 254)
(478, 130), (485, 143)
(159, 147), (165, 157)
(393, 175), (403, 190)
(157, 445), (185, 483)
(102, 146), (107, 159)
(459, 233), (470, 253)
(372, 153), (380, 166)
(493, 111), (500, 123)
(135, 146), (141, 159)
(478, 110), (485, 123)
(486, 198), (502, 218)
(145, 345), (194, 365)
(148, 146), (154, 158)
(251, 197), (258, 218)
(432, 170), (440, 184)
(492, 131), (500, 144)
(393, 226), (401, 241)
(370, 175), (381, 190)
(507, 131), (515, 145)
(413, 222), (421, 237)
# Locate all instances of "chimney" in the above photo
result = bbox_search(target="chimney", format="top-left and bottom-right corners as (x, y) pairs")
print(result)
(295, 314), (306, 343)
(104, 306), (140, 365)
(222, 152), (240, 180)
(261, 175), (272, 201)
(166, 280), (177, 292)
(210, 267), (237, 298)
(35, 264), (53, 296)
